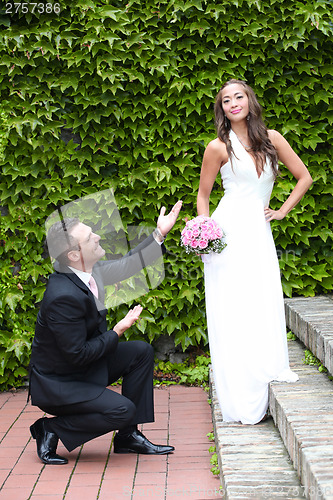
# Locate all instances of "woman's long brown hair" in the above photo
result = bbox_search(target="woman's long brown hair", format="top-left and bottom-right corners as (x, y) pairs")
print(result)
(214, 79), (279, 177)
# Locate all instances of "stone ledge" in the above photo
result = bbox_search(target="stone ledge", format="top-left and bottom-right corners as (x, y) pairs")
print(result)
(284, 296), (333, 377)
(209, 296), (333, 499)
(269, 338), (333, 500)
(210, 367), (303, 499)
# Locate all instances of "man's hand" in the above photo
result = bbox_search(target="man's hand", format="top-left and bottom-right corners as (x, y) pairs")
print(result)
(157, 200), (183, 237)
(113, 305), (143, 337)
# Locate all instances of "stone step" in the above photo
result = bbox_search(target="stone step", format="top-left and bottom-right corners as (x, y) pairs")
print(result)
(270, 337), (333, 500)
(210, 295), (333, 499)
(210, 367), (304, 499)
(285, 295), (333, 377)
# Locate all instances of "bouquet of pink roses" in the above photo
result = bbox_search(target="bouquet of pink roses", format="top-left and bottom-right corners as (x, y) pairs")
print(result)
(180, 215), (227, 255)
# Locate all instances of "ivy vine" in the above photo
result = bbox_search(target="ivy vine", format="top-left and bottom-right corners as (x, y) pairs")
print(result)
(0, 0), (332, 390)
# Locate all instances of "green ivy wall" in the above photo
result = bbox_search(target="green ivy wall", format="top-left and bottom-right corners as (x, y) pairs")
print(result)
(0, 0), (332, 389)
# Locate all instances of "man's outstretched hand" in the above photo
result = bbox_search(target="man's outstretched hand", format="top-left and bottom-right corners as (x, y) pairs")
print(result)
(157, 200), (182, 237)
(113, 305), (143, 337)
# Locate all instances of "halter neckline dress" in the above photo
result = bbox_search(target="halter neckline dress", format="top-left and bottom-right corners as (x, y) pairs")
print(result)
(204, 129), (298, 424)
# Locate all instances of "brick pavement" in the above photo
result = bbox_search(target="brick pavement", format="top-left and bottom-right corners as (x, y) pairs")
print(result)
(0, 385), (222, 500)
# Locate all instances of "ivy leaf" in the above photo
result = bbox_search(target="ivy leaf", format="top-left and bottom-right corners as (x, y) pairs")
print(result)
(59, 75), (79, 92)
(97, 6), (122, 21)
(311, 264), (330, 281)
(314, 90), (332, 105)
(4, 292), (22, 311)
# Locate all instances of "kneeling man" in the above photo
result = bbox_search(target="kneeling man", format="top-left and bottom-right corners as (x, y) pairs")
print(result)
(28, 201), (182, 464)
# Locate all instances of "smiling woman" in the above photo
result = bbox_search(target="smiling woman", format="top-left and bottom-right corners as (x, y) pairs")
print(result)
(213, 79), (279, 180)
(196, 79), (313, 425)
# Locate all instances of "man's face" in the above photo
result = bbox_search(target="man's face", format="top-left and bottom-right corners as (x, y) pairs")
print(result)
(69, 222), (105, 271)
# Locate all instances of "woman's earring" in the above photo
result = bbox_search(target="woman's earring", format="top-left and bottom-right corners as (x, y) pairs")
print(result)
(224, 116), (229, 127)
(247, 114), (250, 121)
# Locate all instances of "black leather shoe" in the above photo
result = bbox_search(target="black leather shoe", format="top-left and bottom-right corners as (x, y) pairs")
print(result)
(114, 429), (175, 455)
(30, 418), (68, 465)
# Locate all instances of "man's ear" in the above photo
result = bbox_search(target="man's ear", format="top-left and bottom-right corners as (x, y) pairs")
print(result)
(67, 250), (80, 263)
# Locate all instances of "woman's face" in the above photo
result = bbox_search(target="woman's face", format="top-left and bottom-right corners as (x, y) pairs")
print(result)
(221, 83), (249, 123)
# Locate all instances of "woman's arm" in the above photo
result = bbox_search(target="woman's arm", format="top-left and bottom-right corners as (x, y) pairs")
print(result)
(265, 130), (313, 222)
(197, 139), (228, 216)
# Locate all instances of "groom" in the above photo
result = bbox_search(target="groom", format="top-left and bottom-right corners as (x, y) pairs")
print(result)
(28, 200), (182, 465)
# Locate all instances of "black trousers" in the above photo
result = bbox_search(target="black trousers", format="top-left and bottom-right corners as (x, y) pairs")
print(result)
(39, 341), (155, 452)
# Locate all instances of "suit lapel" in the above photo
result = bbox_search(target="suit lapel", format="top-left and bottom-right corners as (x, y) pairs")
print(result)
(54, 263), (106, 316)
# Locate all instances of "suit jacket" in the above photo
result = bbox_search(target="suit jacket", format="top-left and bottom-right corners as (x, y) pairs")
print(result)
(29, 233), (164, 408)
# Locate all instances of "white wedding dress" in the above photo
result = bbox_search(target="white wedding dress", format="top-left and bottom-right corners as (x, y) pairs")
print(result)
(204, 129), (298, 424)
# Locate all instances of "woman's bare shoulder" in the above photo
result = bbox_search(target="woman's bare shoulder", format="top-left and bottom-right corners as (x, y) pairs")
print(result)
(205, 138), (228, 161)
(267, 129), (284, 145)
(206, 137), (227, 151)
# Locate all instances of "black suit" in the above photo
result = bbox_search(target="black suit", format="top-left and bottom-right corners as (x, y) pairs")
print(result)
(29, 234), (163, 452)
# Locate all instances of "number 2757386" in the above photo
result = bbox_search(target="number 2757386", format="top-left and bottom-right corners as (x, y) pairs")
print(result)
(5, 3), (61, 15)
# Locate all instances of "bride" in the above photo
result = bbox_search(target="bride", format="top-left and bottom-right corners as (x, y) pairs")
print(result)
(197, 79), (312, 424)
